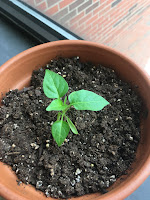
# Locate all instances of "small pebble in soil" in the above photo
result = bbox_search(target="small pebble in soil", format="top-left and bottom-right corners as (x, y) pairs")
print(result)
(46, 143), (49, 148)
(30, 143), (39, 150)
(16, 180), (22, 186)
(75, 175), (81, 183)
(71, 180), (76, 186)
(75, 168), (82, 175)
(12, 144), (16, 148)
(36, 181), (43, 189)
(50, 168), (54, 176)
(6, 114), (9, 118)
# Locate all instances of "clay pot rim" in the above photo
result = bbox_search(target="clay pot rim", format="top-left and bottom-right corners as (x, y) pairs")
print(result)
(0, 40), (150, 200)
(0, 40), (149, 82)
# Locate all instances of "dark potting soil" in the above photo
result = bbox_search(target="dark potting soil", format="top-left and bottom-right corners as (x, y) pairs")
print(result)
(0, 57), (143, 199)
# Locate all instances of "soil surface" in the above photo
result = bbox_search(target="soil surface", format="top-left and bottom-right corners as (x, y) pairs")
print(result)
(0, 57), (143, 199)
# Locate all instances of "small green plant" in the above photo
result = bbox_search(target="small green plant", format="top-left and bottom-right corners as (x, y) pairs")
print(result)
(43, 69), (109, 146)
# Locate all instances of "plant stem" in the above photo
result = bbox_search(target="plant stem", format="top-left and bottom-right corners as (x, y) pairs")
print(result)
(64, 104), (72, 113)
(64, 96), (67, 104)
(57, 104), (71, 122)
(57, 112), (62, 121)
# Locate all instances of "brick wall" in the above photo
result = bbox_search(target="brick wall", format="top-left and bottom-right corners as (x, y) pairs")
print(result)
(21, 0), (150, 70)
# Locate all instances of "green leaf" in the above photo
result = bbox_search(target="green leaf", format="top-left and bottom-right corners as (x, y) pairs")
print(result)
(66, 116), (78, 134)
(46, 99), (68, 111)
(51, 120), (70, 146)
(68, 89), (109, 111)
(43, 70), (68, 99)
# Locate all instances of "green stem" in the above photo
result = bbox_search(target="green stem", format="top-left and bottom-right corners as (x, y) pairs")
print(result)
(57, 112), (62, 121)
(63, 114), (67, 121)
(57, 104), (71, 122)
(61, 113), (64, 121)
(64, 104), (72, 114)
(64, 96), (67, 104)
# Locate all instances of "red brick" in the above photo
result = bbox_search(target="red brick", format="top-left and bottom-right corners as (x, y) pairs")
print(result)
(63, 22), (69, 28)
(96, 16), (109, 28)
(74, 24), (85, 33)
(24, 0), (35, 6)
(102, 26), (119, 41)
(80, 25), (91, 35)
(101, 0), (112, 4)
(87, 25), (99, 36)
(98, 29), (113, 41)
(101, 1), (130, 21)
(70, 11), (84, 25)
(69, 22), (78, 30)
(83, 26), (96, 36)
(59, 0), (74, 9)
(101, 34), (114, 44)
(79, 13), (92, 25)
(78, 0), (93, 13)
(53, 7), (68, 20)
(104, 28), (122, 43)
(35, 1), (47, 11)
(45, 5), (59, 16)
(126, 14), (141, 27)
(35, 0), (43, 4)
(99, 5), (110, 16)
(102, 23), (128, 43)
(109, 1), (131, 19)
(95, 4), (131, 28)
(111, 0), (136, 20)
(86, 14), (99, 26)
(118, 0), (130, 9)
(85, 24), (99, 37)
(73, 23), (85, 32)
(79, 25), (92, 35)
(88, 26), (99, 36)
(93, 1), (108, 15)
(109, 11), (127, 26)
(93, 6), (100, 15)
(60, 0), (150, 54)
(90, 34), (98, 41)
(95, 3), (110, 16)
(124, 0), (138, 10)
(92, 16), (104, 27)
(100, 10), (129, 36)
(110, 9), (125, 20)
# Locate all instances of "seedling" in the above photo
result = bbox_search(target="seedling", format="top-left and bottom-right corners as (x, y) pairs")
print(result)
(43, 69), (109, 146)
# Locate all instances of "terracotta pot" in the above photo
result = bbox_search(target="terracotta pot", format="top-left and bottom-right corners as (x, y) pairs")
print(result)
(0, 40), (150, 200)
